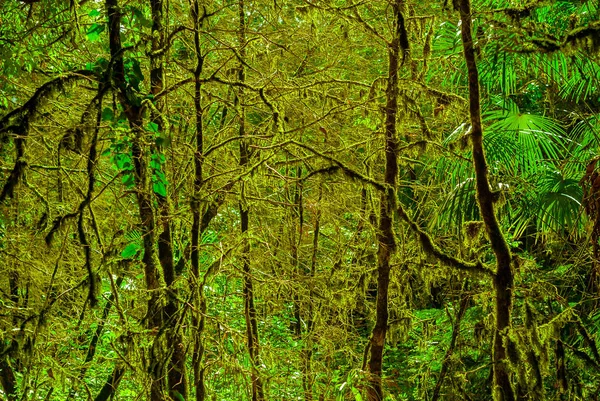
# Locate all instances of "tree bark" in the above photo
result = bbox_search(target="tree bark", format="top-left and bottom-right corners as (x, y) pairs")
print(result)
(366, 1), (403, 400)
(105, 1), (164, 399)
(190, 2), (207, 401)
(456, 1), (515, 400)
(93, 365), (126, 401)
(0, 358), (17, 401)
(238, 1), (264, 398)
(149, 1), (188, 399)
(302, 185), (321, 401)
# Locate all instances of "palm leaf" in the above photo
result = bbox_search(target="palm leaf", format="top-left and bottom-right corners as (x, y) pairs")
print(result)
(568, 115), (600, 164)
(535, 167), (583, 237)
(484, 104), (567, 175)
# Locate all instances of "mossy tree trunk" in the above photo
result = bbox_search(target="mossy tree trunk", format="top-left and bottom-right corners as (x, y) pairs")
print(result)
(238, 0), (264, 399)
(366, 1), (405, 399)
(190, 1), (206, 400)
(106, 1), (164, 399)
(456, 1), (515, 400)
(148, 0), (188, 399)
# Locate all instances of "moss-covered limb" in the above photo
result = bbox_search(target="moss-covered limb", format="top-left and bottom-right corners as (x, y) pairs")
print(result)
(285, 140), (388, 192)
(45, 212), (79, 245)
(76, 80), (108, 308)
(526, 22), (600, 53)
(0, 70), (94, 136)
(396, 140), (472, 163)
(22, 176), (49, 220)
(573, 314), (600, 365)
(299, 165), (388, 193)
(403, 95), (433, 139)
(551, 340), (567, 392)
(365, 3), (404, 399)
(258, 87), (281, 134)
(0, 70), (94, 200)
(44, 80), (108, 250)
(203, 134), (274, 158)
(67, 277), (124, 398)
(481, 6), (600, 54)
(106, 2), (163, 399)
(402, 80), (467, 105)
(395, 1), (410, 65)
(350, 7), (388, 44)
(237, 2), (264, 398)
(147, 25), (187, 57)
(0, 157), (27, 202)
(396, 204), (493, 276)
(564, 342), (600, 371)
(150, 1), (188, 398)
(295, 152), (489, 276)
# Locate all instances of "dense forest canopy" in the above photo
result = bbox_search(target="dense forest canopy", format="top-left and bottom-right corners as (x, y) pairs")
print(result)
(1, 0), (600, 400)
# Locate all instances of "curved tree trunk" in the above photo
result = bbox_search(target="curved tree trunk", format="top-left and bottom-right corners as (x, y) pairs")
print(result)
(456, 1), (515, 400)
(366, 1), (405, 399)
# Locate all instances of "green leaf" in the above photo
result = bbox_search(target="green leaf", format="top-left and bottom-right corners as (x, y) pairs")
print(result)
(153, 181), (167, 197)
(350, 387), (363, 401)
(116, 154), (133, 170)
(484, 105), (566, 175)
(122, 173), (135, 188)
(130, 6), (153, 28)
(86, 23), (105, 42)
(155, 135), (166, 147)
(172, 391), (185, 401)
(124, 58), (144, 91)
(154, 171), (167, 183)
(121, 243), (140, 259)
(146, 122), (159, 133)
(86, 58), (109, 74)
(89, 9), (101, 17)
(101, 107), (114, 122)
(201, 230), (218, 244)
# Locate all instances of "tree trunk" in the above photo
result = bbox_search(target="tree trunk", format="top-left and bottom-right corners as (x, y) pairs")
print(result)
(238, 1), (264, 399)
(190, 2), (207, 401)
(105, 1), (164, 399)
(456, 1), (515, 400)
(292, 166), (304, 338)
(149, 0), (188, 399)
(303, 185), (321, 401)
(0, 358), (17, 401)
(93, 365), (126, 401)
(366, 1), (404, 400)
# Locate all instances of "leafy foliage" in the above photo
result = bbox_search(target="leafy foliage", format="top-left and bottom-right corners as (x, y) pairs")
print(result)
(1, 0), (600, 400)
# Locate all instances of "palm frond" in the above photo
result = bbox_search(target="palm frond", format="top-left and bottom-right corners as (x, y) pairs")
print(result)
(535, 167), (584, 237)
(484, 104), (567, 175)
(568, 115), (600, 163)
